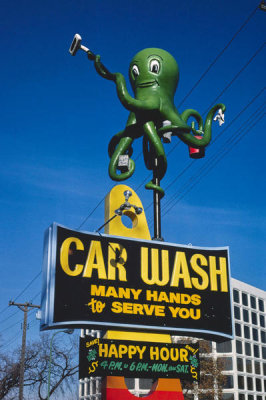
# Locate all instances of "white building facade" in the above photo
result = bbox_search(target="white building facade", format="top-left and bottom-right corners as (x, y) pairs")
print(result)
(79, 278), (266, 399)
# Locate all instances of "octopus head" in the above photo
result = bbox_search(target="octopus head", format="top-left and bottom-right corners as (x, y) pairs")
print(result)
(129, 48), (179, 98)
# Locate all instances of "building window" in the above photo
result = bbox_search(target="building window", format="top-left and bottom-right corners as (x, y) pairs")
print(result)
(222, 394), (234, 400)
(219, 357), (233, 371)
(245, 342), (252, 356)
(246, 358), (252, 373)
(243, 309), (249, 323)
(257, 396), (263, 400)
(250, 295), (256, 309)
(254, 361), (261, 374)
(242, 292), (248, 306)
(255, 378), (262, 392)
(233, 289), (239, 303)
(259, 314), (265, 328)
(216, 341), (232, 353)
(258, 299), (264, 312)
(247, 396), (254, 400)
(238, 394), (245, 400)
(238, 375), (244, 389)
(224, 375), (234, 389)
(236, 340), (243, 354)
(252, 328), (259, 341)
(139, 378), (154, 389)
(125, 378), (135, 389)
(234, 306), (240, 320)
(247, 376), (253, 391)
(263, 363), (266, 375)
(260, 331), (265, 343)
(262, 346), (266, 359)
(253, 344), (260, 358)
(237, 357), (244, 372)
(251, 312), (257, 325)
(244, 325), (250, 339)
(235, 323), (241, 336)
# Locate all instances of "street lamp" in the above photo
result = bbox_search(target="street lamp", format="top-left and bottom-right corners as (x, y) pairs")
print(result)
(47, 329), (74, 399)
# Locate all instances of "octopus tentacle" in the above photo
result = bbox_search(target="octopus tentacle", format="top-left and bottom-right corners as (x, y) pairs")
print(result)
(142, 121), (167, 198)
(177, 104), (226, 147)
(108, 130), (133, 158)
(181, 109), (204, 135)
(113, 73), (160, 112)
(94, 55), (115, 81)
(108, 136), (135, 181)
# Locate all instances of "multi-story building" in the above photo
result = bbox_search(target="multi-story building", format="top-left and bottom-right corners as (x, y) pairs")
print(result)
(79, 278), (266, 400)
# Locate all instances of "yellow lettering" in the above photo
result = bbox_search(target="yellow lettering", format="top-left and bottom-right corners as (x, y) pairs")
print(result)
(90, 284), (105, 296)
(190, 254), (209, 290)
(130, 288), (142, 300)
(169, 306), (180, 317)
(106, 286), (118, 298)
(111, 301), (123, 313)
(141, 248), (169, 286)
(191, 294), (201, 305)
(118, 345), (128, 358)
(60, 237), (84, 276)
(170, 252), (192, 288)
(83, 240), (107, 279)
(146, 290), (158, 301)
(108, 242), (127, 281)
(150, 347), (159, 360)
(99, 344), (108, 357)
(190, 309), (201, 320)
(160, 347), (169, 361)
(128, 345), (137, 358)
(155, 305), (165, 316)
(108, 344), (118, 358)
(209, 256), (228, 292)
(137, 346), (146, 359)
(180, 349), (188, 362)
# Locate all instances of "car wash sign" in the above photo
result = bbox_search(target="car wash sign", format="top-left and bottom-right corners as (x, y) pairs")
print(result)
(79, 335), (200, 381)
(40, 223), (233, 341)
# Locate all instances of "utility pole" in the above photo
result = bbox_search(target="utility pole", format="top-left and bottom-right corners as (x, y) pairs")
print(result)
(9, 301), (40, 400)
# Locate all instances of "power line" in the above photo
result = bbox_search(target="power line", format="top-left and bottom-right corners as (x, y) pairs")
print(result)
(202, 42), (265, 116)
(162, 103), (264, 214)
(0, 308), (20, 325)
(177, 4), (259, 108)
(133, 42), (264, 197)
(162, 106), (265, 217)
(162, 87), (265, 207)
(145, 90), (265, 226)
(77, 195), (106, 230)
(12, 271), (42, 303)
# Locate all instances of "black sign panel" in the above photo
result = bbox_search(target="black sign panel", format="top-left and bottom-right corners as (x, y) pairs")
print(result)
(79, 336), (200, 381)
(41, 223), (233, 341)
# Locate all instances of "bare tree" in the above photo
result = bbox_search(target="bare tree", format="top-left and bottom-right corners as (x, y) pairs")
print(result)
(0, 333), (78, 400)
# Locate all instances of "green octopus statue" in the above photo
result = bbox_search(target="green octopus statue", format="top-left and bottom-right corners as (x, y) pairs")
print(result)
(71, 39), (225, 197)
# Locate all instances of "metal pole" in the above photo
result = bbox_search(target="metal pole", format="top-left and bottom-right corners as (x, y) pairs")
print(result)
(47, 331), (57, 400)
(153, 158), (163, 241)
(8, 301), (40, 400)
(18, 305), (28, 400)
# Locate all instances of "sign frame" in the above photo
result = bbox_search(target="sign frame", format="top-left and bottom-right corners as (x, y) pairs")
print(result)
(79, 335), (200, 381)
(40, 223), (234, 341)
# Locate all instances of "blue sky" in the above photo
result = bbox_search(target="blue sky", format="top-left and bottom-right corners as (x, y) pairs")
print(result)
(0, 0), (265, 352)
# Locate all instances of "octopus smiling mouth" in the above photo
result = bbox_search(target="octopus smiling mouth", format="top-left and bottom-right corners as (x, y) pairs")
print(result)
(137, 80), (159, 88)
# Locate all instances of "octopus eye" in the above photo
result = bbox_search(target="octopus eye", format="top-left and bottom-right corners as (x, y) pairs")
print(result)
(150, 59), (160, 74)
(132, 65), (139, 78)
